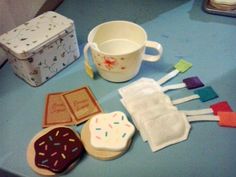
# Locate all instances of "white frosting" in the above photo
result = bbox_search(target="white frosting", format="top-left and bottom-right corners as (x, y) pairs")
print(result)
(89, 111), (135, 151)
(212, 0), (236, 5)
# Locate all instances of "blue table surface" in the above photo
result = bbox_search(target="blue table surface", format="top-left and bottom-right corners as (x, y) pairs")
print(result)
(1, 0), (236, 176)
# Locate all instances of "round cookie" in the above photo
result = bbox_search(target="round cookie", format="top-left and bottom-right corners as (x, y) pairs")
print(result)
(81, 111), (135, 160)
(210, 0), (236, 10)
(27, 126), (84, 176)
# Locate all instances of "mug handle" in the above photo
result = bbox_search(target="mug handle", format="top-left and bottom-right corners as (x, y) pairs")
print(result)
(83, 43), (94, 79)
(143, 41), (163, 62)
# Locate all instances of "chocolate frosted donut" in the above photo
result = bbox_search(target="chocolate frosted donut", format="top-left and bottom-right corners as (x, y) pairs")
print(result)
(34, 127), (83, 173)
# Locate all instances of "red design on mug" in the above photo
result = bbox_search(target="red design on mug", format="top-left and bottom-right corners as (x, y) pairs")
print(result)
(103, 57), (117, 70)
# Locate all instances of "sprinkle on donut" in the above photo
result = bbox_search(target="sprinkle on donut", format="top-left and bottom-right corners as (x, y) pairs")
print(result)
(34, 127), (84, 173)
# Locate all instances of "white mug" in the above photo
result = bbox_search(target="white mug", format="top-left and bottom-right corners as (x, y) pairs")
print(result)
(84, 21), (163, 82)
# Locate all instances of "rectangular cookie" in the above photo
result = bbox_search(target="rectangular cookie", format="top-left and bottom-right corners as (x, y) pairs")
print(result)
(43, 92), (75, 127)
(61, 86), (103, 125)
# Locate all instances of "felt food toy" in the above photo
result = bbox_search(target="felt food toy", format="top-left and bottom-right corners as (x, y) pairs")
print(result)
(119, 59), (193, 97)
(81, 111), (135, 160)
(143, 110), (191, 152)
(142, 102), (234, 152)
(137, 104), (178, 142)
(42, 86), (103, 127)
(27, 126), (84, 176)
(89, 111), (135, 151)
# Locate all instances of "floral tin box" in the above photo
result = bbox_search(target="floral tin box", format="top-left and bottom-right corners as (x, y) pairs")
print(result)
(0, 11), (80, 87)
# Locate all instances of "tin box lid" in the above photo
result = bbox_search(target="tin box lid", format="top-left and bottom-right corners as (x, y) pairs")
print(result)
(0, 11), (74, 59)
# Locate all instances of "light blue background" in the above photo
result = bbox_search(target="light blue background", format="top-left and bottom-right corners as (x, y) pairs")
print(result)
(1, 0), (236, 176)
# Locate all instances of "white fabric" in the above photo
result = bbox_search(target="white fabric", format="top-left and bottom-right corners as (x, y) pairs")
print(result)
(121, 90), (169, 108)
(120, 82), (163, 100)
(143, 110), (191, 152)
(172, 94), (200, 105)
(162, 83), (186, 92)
(118, 77), (155, 97)
(121, 91), (172, 115)
(118, 71), (219, 152)
(156, 69), (180, 85)
(119, 69), (184, 99)
(187, 115), (219, 122)
(121, 91), (172, 129)
(182, 108), (213, 116)
(136, 105), (177, 142)
(141, 109), (219, 152)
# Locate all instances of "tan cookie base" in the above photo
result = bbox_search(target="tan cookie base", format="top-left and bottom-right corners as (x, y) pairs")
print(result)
(210, 0), (236, 10)
(26, 126), (81, 176)
(81, 119), (131, 160)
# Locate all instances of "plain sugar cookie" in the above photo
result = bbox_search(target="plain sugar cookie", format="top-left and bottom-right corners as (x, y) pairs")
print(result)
(27, 126), (84, 176)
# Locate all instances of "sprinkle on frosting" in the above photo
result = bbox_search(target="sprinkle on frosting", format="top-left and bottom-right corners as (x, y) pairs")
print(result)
(38, 152), (45, 156)
(55, 130), (59, 136)
(89, 111), (135, 151)
(41, 159), (48, 164)
(54, 160), (58, 167)
(63, 133), (69, 137)
(96, 136), (101, 140)
(61, 153), (66, 159)
(72, 147), (78, 152)
(39, 141), (45, 146)
(109, 124), (113, 129)
(51, 152), (57, 157)
(54, 143), (61, 146)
